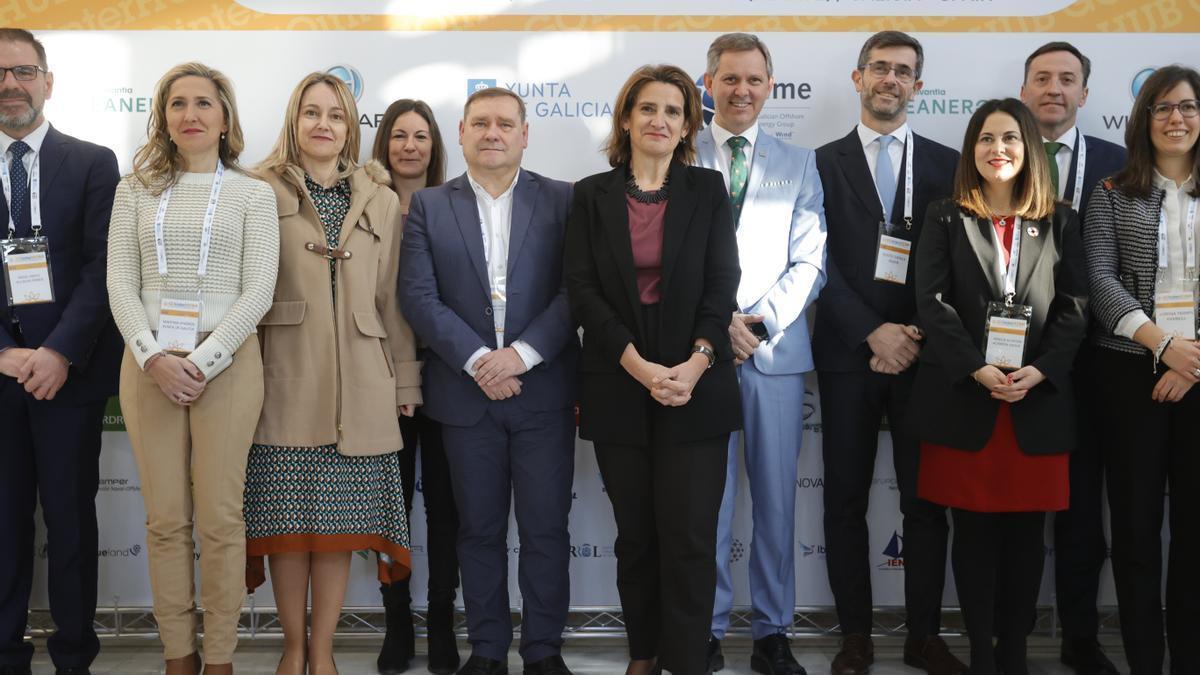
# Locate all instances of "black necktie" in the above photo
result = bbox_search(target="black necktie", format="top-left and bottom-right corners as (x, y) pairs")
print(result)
(8, 140), (31, 237)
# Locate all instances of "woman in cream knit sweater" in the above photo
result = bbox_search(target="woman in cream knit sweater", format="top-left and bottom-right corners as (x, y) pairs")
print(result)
(106, 62), (278, 675)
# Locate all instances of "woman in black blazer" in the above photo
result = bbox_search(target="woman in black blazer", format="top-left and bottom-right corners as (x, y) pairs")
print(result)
(564, 64), (741, 675)
(911, 98), (1088, 675)
(1083, 65), (1200, 675)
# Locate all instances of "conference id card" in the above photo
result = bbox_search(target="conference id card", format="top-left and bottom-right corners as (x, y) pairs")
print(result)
(1, 237), (54, 306)
(1154, 290), (1196, 339)
(873, 225), (910, 285)
(983, 301), (1032, 370)
(157, 297), (202, 354)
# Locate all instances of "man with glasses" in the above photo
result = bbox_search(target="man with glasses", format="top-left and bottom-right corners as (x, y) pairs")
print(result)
(0, 28), (121, 675)
(1018, 41), (1126, 675)
(813, 31), (962, 675)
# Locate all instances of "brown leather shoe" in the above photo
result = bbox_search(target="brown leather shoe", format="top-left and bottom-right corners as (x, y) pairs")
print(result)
(164, 653), (201, 675)
(904, 635), (968, 675)
(200, 664), (232, 675)
(831, 634), (874, 675)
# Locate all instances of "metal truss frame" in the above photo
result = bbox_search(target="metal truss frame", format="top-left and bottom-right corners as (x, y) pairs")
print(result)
(27, 604), (1123, 639)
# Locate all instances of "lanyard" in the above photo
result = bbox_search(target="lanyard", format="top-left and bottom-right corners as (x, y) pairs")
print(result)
(1070, 133), (1087, 213)
(1157, 194), (1199, 272)
(1, 151), (41, 238)
(154, 163), (224, 278)
(895, 128), (915, 228)
(996, 216), (1024, 302)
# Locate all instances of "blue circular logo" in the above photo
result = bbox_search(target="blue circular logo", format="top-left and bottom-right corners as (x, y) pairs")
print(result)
(1131, 68), (1155, 100)
(694, 73), (715, 126)
(327, 64), (364, 101)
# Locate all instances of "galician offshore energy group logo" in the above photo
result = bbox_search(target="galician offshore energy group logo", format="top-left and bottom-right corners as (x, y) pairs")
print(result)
(327, 64), (364, 101)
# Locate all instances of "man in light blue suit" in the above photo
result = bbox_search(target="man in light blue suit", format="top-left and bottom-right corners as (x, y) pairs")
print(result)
(699, 33), (827, 675)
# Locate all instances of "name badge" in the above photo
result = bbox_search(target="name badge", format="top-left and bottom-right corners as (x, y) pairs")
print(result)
(157, 297), (202, 354)
(491, 276), (507, 347)
(1154, 290), (1196, 339)
(984, 301), (1032, 370)
(2, 237), (55, 306)
(874, 225), (911, 285)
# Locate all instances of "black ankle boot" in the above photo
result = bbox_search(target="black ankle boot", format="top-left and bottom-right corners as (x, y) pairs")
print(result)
(378, 580), (415, 674)
(425, 600), (460, 675)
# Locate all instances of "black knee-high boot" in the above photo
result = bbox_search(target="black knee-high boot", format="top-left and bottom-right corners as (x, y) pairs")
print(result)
(425, 598), (460, 675)
(378, 580), (415, 674)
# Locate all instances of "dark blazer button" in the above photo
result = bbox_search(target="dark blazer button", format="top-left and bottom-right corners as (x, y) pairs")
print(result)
(484, 307), (493, 316)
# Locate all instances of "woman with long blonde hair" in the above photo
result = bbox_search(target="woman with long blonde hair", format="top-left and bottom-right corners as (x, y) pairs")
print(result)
(244, 72), (421, 675)
(106, 62), (279, 675)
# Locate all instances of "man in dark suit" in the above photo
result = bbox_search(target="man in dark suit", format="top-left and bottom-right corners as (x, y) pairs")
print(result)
(399, 87), (578, 675)
(0, 28), (120, 675)
(1019, 41), (1126, 675)
(812, 31), (962, 675)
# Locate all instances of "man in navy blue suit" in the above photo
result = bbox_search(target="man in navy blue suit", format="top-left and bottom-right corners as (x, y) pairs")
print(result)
(0, 28), (120, 675)
(1019, 41), (1126, 675)
(399, 87), (578, 675)
(812, 31), (963, 675)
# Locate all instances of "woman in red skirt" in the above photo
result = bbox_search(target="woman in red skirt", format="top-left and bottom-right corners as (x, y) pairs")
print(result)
(911, 98), (1089, 675)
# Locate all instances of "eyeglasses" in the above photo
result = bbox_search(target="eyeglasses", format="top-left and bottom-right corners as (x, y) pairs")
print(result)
(860, 61), (917, 84)
(0, 65), (46, 82)
(1148, 99), (1199, 120)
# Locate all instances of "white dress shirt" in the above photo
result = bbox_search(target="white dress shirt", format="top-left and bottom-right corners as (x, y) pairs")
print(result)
(462, 169), (543, 375)
(1115, 170), (1199, 339)
(857, 121), (908, 189)
(709, 120), (760, 191)
(0, 119), (49, 188)
(1042, 126), (1078, 202)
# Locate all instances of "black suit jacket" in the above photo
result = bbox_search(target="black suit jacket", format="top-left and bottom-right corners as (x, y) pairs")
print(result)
(565, 163), (742, 446)
(0, 125), (121, 402)
(812, 127), (959, 372)
(1065, 133), (1127, 223)
(910, 200), (1089, 455)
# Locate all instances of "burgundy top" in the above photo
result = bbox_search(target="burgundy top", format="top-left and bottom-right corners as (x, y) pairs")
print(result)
(627, 196), (666, 304)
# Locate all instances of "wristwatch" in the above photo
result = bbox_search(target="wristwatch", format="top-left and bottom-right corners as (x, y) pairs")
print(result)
(691, 344), (715, 369)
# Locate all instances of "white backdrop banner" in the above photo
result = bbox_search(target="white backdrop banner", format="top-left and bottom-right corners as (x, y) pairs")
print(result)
(23, 0), (1195, 612)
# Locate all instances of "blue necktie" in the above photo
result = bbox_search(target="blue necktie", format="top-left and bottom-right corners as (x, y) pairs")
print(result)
(875, 134), (896, 225)
(8, 140), (31, 237)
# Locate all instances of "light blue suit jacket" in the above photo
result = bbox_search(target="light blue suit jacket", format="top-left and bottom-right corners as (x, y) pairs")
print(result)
(696, 125), (827, 375)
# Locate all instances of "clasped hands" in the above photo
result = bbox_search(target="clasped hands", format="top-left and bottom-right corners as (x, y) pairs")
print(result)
(622, 344), (707, 407)
(867, 322), (923, 374)
(971, 364), (1045, 402)
(145, 352), (206, 406)
(1152, 337), (1200, 403)
(473, 346), (527, 401)
(0, 346), (69, 400)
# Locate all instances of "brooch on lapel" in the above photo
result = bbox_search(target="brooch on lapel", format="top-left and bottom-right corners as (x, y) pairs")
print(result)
(1026, 225), (1039, 238)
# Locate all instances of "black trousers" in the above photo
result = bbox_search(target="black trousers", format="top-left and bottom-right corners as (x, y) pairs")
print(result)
(1093, 348), (1200, 675)
(0, 380), (104, 670)
(1053, 343), (1108, 640)
(818, 369), (950, 638)
(951, 509), (1045, 675)
(398, 410), (460, 606)
(594, 435), (728, 675)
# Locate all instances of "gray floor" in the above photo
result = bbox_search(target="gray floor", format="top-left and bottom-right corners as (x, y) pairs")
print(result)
(29, 635), (1128, 674)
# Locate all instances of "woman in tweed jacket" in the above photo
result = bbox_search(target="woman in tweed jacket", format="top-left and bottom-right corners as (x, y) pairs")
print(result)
(1082, 64), (1200, 675)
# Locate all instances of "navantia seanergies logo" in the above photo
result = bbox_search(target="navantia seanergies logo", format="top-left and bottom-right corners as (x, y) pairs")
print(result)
(693, 73), (814, 127)
(466, 78), (612, 118)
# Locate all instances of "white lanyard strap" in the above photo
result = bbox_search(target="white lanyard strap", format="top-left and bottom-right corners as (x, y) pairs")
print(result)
(901, 128), (914, 227)
(1070, 133), (1087, 213)
(155, 162), (224, 278)
(1158, 195), (1198, 271)
(997, 216), (1023, 301)
(1, 152), (40, 238)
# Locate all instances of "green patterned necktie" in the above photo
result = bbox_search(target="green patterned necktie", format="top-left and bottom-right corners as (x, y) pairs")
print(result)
(1044, 141), (1063, 196)
(728, 136), (749, 224)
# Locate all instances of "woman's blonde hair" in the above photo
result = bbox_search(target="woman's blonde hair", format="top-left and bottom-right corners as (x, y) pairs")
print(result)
(132, 62), (244, 193)
(258, 72), (361, 180)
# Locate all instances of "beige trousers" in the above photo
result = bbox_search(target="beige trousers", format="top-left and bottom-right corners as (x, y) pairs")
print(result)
(120, 335), (263, 664)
